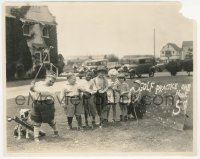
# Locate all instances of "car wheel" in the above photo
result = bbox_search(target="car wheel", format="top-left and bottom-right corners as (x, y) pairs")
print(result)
(149, 70), (154, 77)
(130, 71), (136, 79)
(79, 76), (82, 79)
(156, 67), (162, 72)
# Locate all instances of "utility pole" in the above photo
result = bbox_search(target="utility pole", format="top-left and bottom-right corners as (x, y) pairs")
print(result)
(153, 28), (156, 65)
(154, 28), (155, 58)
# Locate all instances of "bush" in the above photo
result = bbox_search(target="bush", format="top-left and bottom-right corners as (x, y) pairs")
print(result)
(166, 61), (181, 76)
(182, 59), (193, 75)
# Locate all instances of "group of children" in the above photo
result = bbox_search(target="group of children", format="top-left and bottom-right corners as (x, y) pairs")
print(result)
(29, 66), (145, 142)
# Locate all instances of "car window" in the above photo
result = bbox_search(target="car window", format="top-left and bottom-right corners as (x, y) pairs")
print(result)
(139, 59), (146, 64)
(130, 59), (138, 64)
(145, 59), (152, 63)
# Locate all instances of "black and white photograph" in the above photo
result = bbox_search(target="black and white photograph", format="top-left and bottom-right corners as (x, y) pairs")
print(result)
(3, 1), (197, 156)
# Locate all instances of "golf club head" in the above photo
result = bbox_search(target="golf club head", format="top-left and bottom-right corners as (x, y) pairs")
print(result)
(7, 117), (13, 122)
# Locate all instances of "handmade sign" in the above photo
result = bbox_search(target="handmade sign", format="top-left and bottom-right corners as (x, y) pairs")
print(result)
(139, 82), (191, 131)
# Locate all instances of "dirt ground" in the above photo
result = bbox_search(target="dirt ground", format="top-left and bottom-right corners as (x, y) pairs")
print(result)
(5, 75), (194, 155)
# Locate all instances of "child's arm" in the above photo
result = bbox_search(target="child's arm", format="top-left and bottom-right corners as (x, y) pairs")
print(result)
(30, 80), (36, 92)
(121, 83), (129, 95)
(59, 87), (68, 105)
(99, 78), (110, 93)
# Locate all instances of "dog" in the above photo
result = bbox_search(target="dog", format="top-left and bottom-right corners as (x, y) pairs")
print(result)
(14, 109), (31, 140)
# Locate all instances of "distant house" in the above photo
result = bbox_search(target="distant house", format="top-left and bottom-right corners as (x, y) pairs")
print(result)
(6, 6), (58, 80)
(181, 41), (193, 59)
(160, 43), (182, 61)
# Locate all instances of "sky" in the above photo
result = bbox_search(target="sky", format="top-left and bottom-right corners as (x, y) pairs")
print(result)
(47, 2), (194, 59)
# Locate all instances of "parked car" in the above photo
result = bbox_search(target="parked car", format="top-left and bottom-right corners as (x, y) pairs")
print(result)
(155, 62), (166, 72)
(118, 57), (156, 78)
(77, 59), (108, 78)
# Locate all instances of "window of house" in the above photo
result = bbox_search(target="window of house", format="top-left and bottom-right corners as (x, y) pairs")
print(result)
(165, 51), (171, 56)
(22, 24), (30, 36)
(42, 52), (50, 63)
(42, 27), (49, 38)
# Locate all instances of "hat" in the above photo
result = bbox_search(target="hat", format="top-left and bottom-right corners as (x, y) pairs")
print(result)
(108, 69), (118, 77)
(66, 72), (75, 79)
(117, 73), (125, 78)
(46, 71), (57, 80)
(86, 71), (94, 77)
(133, 80), (141, 85)
(97, 66), (107, 72)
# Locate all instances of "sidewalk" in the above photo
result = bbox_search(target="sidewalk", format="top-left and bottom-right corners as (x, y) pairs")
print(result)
(6, 77), (85, 99)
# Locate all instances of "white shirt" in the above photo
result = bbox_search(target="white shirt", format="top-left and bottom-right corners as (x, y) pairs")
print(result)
(82, 80), (97, 94)
(31, 81), (55, 100)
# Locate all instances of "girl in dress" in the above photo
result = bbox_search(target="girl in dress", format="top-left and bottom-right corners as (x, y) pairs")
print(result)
(107, 69), (120, 122)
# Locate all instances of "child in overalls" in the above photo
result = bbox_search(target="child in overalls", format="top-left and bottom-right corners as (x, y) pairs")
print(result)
(30, 72), (58, 142)
(107, 69), (120, 122)
(60, 73), (84, 130)
(82, 71), (97, 128)
(90, 66), (109, 127)
(118, 73), (129, 121)
(128, 80), (142, 120)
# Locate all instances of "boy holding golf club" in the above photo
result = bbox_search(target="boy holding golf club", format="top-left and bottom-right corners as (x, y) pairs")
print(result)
(30, 71), (58, 142)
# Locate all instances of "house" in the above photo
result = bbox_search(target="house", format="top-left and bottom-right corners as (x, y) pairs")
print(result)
(6, 6), (58, 80)
(160, 43), (182, 61)
(181, 41), (193, 59)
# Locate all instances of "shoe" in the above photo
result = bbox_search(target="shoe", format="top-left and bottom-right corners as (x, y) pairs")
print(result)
(67, 125), (72, 130)
(77, 126), (84, 131)
(54, 130), (59, 136)
(34, 137), (40, 142)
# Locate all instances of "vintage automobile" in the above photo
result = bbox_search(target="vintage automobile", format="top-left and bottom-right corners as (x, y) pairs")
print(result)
(155, 62), (166, 72)
(77, 59), (108, 78)
(118, 57), (156, 78)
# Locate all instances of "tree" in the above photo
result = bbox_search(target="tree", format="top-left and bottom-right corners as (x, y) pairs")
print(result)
(57, 54), (65, 74)
(6, 11), (33, 80)
(107, 54), (119, 62)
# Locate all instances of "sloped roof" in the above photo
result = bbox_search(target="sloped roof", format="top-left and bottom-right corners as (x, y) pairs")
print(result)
(182, 41), (193, 47)
(6, 6), (56, 25)
(167, 43), (182, 51)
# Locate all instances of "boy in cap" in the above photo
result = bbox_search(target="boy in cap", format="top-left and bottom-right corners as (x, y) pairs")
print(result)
(30, 71), (58, 142)
(128, 80), (142, 120)
(90, 66), (109, 127)
(60, 73), (84, 130)
(82, 71), (97, 128)
(118, 73), (129, 121)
